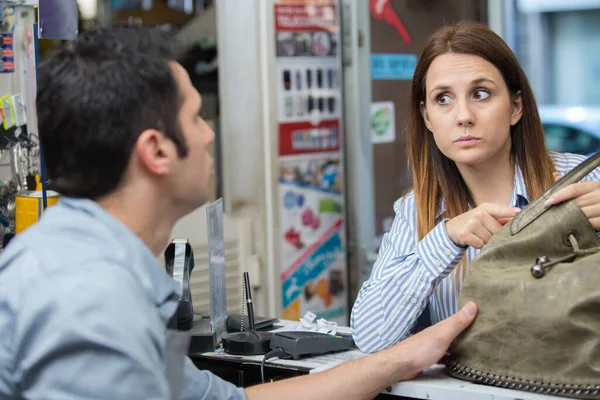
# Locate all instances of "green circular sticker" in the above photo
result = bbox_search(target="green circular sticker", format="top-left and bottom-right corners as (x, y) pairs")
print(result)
(372, 107), (392, 137)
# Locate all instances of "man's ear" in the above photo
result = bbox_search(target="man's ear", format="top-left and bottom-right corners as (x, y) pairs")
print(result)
(511, 90), (523, 126)
(135, 129), (175, 176)
(420, 100), (433, 131)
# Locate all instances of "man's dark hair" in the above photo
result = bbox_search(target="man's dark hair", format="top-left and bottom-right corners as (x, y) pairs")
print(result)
(37, 26), (187, 199)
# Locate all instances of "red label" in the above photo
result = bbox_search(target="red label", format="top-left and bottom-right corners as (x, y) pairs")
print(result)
(279, 120), (340, 156)
(275, 4), (338, 32)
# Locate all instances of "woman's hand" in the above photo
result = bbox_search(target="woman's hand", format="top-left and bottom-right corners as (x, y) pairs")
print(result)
(445, 204), (521, 249)
(544, 178), (600, 229)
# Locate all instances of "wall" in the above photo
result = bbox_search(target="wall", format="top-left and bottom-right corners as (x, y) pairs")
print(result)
(216, 0), (275, 317)
(369, 0), (484, 243)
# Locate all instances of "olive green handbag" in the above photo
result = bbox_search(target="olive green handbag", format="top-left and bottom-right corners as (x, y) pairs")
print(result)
(447, 151), (600, 399)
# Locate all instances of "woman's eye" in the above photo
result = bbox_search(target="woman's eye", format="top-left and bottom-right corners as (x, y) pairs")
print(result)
(474, 89), (490, 100)
(436, 94), (452, 105)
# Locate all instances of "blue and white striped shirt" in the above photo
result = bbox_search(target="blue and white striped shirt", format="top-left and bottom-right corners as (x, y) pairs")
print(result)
(351, 152), (600, 354)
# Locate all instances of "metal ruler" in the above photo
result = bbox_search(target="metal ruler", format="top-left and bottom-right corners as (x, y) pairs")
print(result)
(206, 198), (228, 347)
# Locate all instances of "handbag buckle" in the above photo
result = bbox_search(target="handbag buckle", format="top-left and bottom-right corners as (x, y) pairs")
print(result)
(531, 264), (546, 279)
(531, 256), (550, 279)
(530, 252), (581, 279)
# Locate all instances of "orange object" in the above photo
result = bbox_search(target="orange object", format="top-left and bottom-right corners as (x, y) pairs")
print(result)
(282, 298), (301, 321)
(15, 177), (59, 234)
(315, 278), (332, 307)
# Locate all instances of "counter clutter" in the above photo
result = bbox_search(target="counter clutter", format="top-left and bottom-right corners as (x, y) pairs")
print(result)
(191, 320), (571, 400)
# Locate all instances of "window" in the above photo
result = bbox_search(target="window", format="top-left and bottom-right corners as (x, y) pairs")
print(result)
(543, 123), (600, 154)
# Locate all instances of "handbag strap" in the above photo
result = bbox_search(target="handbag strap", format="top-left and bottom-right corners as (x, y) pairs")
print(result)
(510, 151), (600, 235)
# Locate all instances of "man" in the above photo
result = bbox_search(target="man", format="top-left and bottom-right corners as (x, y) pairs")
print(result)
(0, 26), (477, 399)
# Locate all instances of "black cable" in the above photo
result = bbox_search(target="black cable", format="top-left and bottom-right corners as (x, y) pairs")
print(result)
(261, 348), (288, 384)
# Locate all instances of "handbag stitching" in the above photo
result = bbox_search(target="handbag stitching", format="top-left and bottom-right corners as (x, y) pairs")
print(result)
(447, 360), (600, 397)
(511, 196), (550, 235)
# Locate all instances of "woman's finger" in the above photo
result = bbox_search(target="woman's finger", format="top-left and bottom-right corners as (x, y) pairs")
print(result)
(545, 181), (599, 206)
(575, 189), (600, 208)
(462, 233), (485, 249)
(553, 172), (561, 182)
(481, 212), (503, 235)
(580, 202), (600, 223)
(587, 217), (600, 230)
(469, 222), (493, 246)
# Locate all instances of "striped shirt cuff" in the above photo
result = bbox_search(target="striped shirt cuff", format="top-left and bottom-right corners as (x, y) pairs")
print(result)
(416, 218), (466, 279)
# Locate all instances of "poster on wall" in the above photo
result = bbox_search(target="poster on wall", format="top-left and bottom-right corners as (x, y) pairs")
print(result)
(371, 101), (395, 144)
(274, 0), (347, 324)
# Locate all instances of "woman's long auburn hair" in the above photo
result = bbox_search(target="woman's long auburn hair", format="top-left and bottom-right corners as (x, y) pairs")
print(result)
(406, 22), (555, 280)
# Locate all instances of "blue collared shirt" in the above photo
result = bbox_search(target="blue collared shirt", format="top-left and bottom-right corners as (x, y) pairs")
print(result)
(351, 152), (600, 353)
(0, 198), (246, 400)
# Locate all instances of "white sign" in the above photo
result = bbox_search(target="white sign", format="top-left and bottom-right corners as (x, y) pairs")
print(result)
(371, 101), (395, 144)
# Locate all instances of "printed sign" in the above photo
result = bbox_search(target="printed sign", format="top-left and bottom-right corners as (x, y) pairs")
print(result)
(0, 34), (14, 73)
(279, 119), (340, 156)
(0, 6), (15, 74)
(275, 0), (347, 325)
(371, 53), (417, 80)
(371, 101), (395, 144)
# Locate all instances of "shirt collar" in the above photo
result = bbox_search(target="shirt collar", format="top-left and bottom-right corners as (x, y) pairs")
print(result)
(436, 163), (530, 219)
(511, 163), (530, 209)
(59, 197), (180, 322)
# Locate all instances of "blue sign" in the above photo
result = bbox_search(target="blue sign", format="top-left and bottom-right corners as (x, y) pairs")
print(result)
(282, 231), (343, 309)
(371, 53), (417, 80)
(111, 0), (153, 10)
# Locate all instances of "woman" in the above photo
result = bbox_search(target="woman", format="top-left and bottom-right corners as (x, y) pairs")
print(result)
(351, 21), (600, 354)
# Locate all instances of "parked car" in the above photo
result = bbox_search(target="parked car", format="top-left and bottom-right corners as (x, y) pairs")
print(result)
(538, 105), (600, 155)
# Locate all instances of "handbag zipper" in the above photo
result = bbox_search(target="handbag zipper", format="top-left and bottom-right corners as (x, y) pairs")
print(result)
(447, 360), (600, 397)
